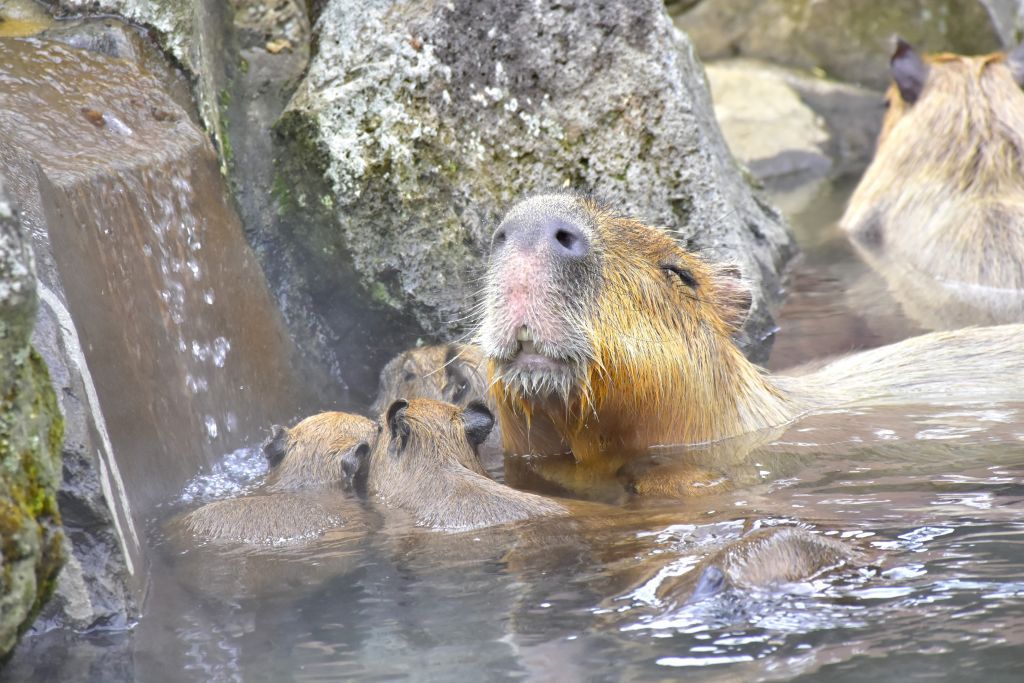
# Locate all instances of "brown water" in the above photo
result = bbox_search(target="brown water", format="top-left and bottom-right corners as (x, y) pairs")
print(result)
(3, 30), (1024, 683)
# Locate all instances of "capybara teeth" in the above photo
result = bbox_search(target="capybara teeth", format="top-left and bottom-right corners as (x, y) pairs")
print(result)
(516, 325), (534, 343)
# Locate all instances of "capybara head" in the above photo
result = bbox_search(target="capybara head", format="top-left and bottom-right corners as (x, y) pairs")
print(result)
(480, 193), (767, 453)
(261, 411), (375, 492)
(841, 39), (1024, 288)
(372, 343), (489, 414)
(346, 398), (494, 497)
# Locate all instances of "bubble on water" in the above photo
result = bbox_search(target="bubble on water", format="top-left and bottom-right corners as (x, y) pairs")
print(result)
(204, 415), (218, 439)
(178, 445), (268, 503)
(212, 337), (231, 368)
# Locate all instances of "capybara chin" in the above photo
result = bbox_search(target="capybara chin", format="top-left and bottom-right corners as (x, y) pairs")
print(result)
(481, 194), (1024, 471)
(841, 39), (1024, 291)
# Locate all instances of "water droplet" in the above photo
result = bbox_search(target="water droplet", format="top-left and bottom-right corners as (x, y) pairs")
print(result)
(191, 341), (211, 361)
(203, 289), (215, 305)
(141, 244), (152, 257)
(187, 259), (201, 279)
(225, 412), (238, 433)
(204, 415), (219, 439)
(212, 337), (231, 368)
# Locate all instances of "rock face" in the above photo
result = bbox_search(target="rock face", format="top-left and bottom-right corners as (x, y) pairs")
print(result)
(0, 177), (65, 660)
(704, 59), (885, 191)
(278, 0), (794, 356)
(676, 0), (1009, 90)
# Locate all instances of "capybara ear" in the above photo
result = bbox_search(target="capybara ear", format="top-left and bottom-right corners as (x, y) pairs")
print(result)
(712, 264), (752, 332)
(262, 425), (289, 468)
(386, 399), (411, 454)
(891, 37), (928, 104)
(1007, 41), (1024, 85)
(340, 442), (371, 492)
(462, 401), (495, 449)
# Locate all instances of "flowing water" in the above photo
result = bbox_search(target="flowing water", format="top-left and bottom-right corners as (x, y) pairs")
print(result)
(3, 24), (1024, 683)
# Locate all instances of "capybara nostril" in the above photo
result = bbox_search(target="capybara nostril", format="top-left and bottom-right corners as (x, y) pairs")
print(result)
(548, 219), (588, 259)
(499, 215), (589, 260)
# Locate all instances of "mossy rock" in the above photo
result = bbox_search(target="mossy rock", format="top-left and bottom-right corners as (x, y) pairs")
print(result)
(0, 184), (65, 660)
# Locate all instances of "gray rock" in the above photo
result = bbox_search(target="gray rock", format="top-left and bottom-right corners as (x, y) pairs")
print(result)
(676, 0), (1007, 90)
(705, 62), (833, 185)
(0, 176), (65, 660)
(703, 59), (885, 215)
(278, 0), (794, 357)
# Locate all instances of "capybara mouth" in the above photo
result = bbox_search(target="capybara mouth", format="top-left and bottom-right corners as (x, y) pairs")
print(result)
(491, 325), (582, 399)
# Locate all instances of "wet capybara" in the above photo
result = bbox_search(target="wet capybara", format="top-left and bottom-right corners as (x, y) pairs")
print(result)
(349, 398), (570, 530)
(480, 194), (1024, 493)
(172, 411), (375, 545)
(372, 343), (491, 414)
(261, 411), (376, 491)
(841, 39), (1024, 292)
(663, 528), (859, 606)
(333, 397), (861, 594)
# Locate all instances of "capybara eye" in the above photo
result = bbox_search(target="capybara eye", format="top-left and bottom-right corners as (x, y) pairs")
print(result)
(493, 229), (507, 246)
(661, 263), (698, 289)
(451, 380), (469, 404)
(403, 372), (416, 382)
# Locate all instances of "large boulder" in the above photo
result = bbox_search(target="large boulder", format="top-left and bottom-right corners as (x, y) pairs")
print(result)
(0, 177), (65, 660)
(674, 0), (1011, 90)
(277, 0), (794, 357)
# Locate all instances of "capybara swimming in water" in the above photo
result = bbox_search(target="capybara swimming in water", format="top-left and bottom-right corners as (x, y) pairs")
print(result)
(480, 194), (1024, 491)
(841, 39), (1024, 293)
(173, 412), (375, 545)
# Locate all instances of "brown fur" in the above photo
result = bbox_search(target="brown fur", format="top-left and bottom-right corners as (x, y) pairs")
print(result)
(658, 528), (859, 605)
(372, 343), (491, 414)
(172, 411), (375, 545)
(841, 48), (1024, 290)
(263, 411), (375, 491)
(362, 399), (571, 530)
(481, 195), (1024, 494)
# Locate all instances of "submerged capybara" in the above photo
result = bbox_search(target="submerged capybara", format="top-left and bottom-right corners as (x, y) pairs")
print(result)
(841, 39), (1024, 291)
(350, 398), (570, 529)
(318, 397), (860, 594)
(480, 194), (1024, 492)
(173, 411), (375, 545)
(372, 343), (491, 414)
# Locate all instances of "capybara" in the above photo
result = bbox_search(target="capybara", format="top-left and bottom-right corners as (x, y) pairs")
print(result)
(350, 398), (570, 529)
(480, 194), (1024, 492)
(667, 528), (858, 605)
(329, 397), (860, 595)
(261, 411), (376, 491)
(172, 411), (375, 545)
(372, 343), (490, 414)
(841, 39), (1024, 292)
